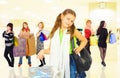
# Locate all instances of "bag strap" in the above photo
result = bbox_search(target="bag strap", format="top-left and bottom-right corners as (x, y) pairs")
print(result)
(72, 37), (81, 56)
(71, 37), (75, 49)
(71, 37), (77, 50)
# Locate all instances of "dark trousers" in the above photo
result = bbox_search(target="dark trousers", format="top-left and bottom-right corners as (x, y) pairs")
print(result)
(4, 46), (14, 67)
(85, 38), (91, 54)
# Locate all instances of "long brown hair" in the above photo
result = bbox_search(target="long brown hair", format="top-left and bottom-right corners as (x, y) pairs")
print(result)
(22, 22), (30, 31)
(97, 20), (105, 35)
(49, 9), (76, 39)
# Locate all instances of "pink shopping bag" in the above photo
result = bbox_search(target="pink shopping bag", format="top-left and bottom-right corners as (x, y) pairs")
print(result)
(13, 38), (26, 57)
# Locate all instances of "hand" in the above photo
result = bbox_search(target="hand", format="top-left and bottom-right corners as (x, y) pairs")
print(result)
(74, 47), (81, 54)
(37, 50), (44, 60)
(6, 30), (9, 33)
(36, 32), (41, 37)
(6, 30), (12, 34)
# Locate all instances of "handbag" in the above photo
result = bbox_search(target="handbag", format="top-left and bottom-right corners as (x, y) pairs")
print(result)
(39, 32), (48, 42)
(13, 36), (18, 46)
(109, 33), (116, 44)
(106, 34), (110, 43)
(13, 38), (26, 57)
(27, 35), (36, 56)
(71, 37), (92, 72)
(90, 35), (98, 46)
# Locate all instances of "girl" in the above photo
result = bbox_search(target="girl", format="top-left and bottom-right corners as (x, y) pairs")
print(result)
(3, 23), (14, 67)
(18, 22), (32, 67)
(84, 20), (94, 54)
(96, 20), (108, 67)
(38, 9), (87, 78)
(36, 22), (46, 67)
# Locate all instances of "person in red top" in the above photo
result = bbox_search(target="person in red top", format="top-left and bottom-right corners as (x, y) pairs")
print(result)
(84, 20), (94, 54)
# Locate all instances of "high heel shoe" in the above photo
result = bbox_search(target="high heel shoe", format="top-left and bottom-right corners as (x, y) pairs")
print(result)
(101, 61), (106, 67)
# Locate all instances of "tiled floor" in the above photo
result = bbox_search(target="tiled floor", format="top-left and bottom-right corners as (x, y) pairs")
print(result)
(0, 35), (120, 78)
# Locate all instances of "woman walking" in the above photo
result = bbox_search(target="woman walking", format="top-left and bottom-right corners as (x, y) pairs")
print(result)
(97, 20), (108, 67)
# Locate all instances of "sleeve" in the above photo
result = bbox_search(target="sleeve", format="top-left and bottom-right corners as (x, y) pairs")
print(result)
(7, 33), (14, 42)
(84, 29), (91, 38)
(105, 29), (108, 36)
(96, 29), (99, 36)
(9, 33), (14, 38)
(84, 29), (87, 37)
(2, 31), (10, 39)
(2, 31), (6, 37)
(101, 29), (108, 38)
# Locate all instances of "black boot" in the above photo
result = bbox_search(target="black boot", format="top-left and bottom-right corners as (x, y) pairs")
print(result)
(38, 60), (43, 67)
(43, 58), (46, 65)
(26, 56), (28, 59)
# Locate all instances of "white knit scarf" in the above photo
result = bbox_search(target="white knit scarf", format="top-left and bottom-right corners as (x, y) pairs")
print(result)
(50, 28), (70, 78)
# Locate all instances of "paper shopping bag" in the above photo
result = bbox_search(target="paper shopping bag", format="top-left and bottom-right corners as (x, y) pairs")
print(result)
(13, 36), (18, 46)
(13, 38), (26, 57)
(109, 33), (116, 44)
(27, 35), (36, 56)
(90, 36), (98, 46)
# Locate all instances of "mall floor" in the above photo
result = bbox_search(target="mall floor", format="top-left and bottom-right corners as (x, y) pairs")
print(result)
(0, 37), (120, 78)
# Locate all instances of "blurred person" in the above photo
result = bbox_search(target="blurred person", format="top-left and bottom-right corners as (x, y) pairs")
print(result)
(18, 22), (32, 67)
(96, 20), (108, 67)
(36, 22), (46, 67)
(84, 20), (94, 54)
(3, 23), (14, 68)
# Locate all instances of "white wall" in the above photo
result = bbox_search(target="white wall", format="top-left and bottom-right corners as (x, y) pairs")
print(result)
(0, 0), (119, 34)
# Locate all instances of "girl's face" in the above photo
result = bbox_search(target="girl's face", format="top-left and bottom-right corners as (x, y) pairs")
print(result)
(86, 22), (91, 27)
(23, 24), (28, 28)
(61, 13), (75, 28)
(104, 22), (107, 28)
(38, 23), (43, 30)
(7, 26), (11, 31)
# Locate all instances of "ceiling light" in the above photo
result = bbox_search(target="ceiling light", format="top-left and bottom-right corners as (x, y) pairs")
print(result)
(99, 2), (106, 9)
(15, 6), (21, 11)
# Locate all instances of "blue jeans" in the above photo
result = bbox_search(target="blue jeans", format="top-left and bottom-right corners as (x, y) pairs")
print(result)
(19, 56), (31, 64)
(70, 54), (86, 78)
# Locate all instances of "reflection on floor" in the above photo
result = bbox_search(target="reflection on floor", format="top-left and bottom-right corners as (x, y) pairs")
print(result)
(0, 37), (120, 78)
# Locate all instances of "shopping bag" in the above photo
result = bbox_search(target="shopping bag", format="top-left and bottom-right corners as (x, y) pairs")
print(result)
(72, 37), (92, 72)
(13, 38), (26, 57)
(39, 32), (48, 42)
(90, 36), (98, 46)
(106, 34), (110, 43)
(109, 33), (116, 44)
(13, 36), (18, 46)
(29, 66), (53, 78)
(27, 35), (36, 56)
